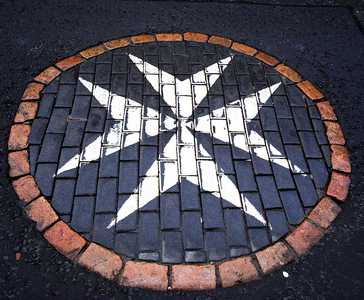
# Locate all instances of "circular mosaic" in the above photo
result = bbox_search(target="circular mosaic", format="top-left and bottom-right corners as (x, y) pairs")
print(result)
(9, 33), (351, 290)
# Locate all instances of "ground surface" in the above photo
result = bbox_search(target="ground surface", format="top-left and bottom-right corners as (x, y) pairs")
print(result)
(0, 0), (363, 299)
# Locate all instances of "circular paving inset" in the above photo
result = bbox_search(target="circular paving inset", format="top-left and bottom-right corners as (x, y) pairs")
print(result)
(8, 33), (351, 290)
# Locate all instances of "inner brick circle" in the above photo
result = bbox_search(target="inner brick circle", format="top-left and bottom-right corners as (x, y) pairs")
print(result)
(29, 41), (331, 263)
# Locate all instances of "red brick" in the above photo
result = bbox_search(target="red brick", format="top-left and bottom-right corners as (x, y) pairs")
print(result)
(34, 66), (61, 84)
(255, 51), (280, 66)
(219, 256), (259, 288)
(156, 33), (183, 42)
(231, 42), (257, 56)
(8, 150), (30, 177)
(14, 102), (38, 123)
(171, 265), (216, 290)
(131, 34), (155, 44)
(80, 45), (107, 59)
(297, 80), (325, 100)
(275, 64), (302, 83)
(308, 197), (341, 229)
(25, 196), (58, 231)
(78, 243), (122, 280)
(21, 82), (44, 101)
(316, 101), (337, 121)
(285, 221), (324, 255)
(208, 35), (232, 48)
(56, 55), (85, 71)
(120, 261), (168, 290)
(8, 124), (31, 150)
(104, 38), (130, 50)
(43, 221), (86, 260)
(15, 252), (22, 261)
(327, 171), (350, 202)
(324, 121), (346, 145)
(12, 175), (40, 204)
(331, 145), (351, 173)
(256, 242), (295, 274)
(183, 32), (209, 43)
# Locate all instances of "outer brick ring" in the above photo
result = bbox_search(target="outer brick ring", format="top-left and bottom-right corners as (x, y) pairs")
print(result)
(7, 32), (351, 291)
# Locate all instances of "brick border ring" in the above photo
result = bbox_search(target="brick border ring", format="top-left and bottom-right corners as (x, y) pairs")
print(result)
(8, 33), (351, 290)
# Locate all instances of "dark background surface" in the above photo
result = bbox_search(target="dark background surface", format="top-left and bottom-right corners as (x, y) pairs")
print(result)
(0, 0), (363, 299)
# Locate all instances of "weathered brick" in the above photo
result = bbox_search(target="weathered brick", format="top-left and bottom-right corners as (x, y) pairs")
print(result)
(208, 35), (232, 48)
(171, 265), (216, 290)
(34, 66), (61, 84)
(104, 38), (130, 50)
(331, 145), (351, 173)
(324, 121), (346, 145)
(25, 196), (58, 231)
(120, 261), (168, 290)
(78, 243), (122, 280)
(8, 124), (31, 150)
(183, 32), (209, 42)
(56, 55), (85, 71)
(256, 242), (295, 274)
(231, 42), (257, 56)
(8, 150), (30, 177)
(80, 44), (107, 59)
(21, 82), (44, 101)
(308, 197), (341, 229)
(285, 221), (324, 255)
(14, 102), (38, 123)
(316, 101), (337, 121)
(275, 64), (302, 83)
(131, 34), (155, 44)
(44, 221), (86, 260)
(255, 51), (280, 66)
(12, 175), (40, 204)
(327, 171), (350, 201)
(156, 33), (183, 41)
(297, 81), (324, 100)
(219, 256), (259, 287)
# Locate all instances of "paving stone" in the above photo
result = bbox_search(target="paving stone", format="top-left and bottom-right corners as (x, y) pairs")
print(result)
(37, 134), (63, 162)
(182, 211), (204, 249)
(52, 179), (76, 215)
(234, 161), (257, 192)
(205, 231), (227, 261)
(35, 163), (57, 197)
(138, 212), (160, 251)
(92, 84), (110, 106)
(230, 133), (250, 159)
(116, 194), (138, 231)
(95, 63), (111, 84)
(60, 68), (78, 84)
(37, 94), (56, 118)
(46, 108), (69, 133)
(260, 106), (278, 130)
(219, 174), (242, 208)
(119, 161), (138, 193)
(248, 228), (270, 251)
(139, 146), (158, 176)
(55, 85), (75, 107)
(266, 209), (289, 242)
(256, 176), (281, 208)
(71, 196), (95, 232)
(86, 108), (107, 132)
(139, 177), (159, 211)
(63, 120), (86, 147)
(299, 131), (322, 158)
(286, 85), (306, 106)
(242, 192), (266, 227)
(180, 176), (200, 210)
(224, 209), (249, 247)
(120, 132), (139, 160)
(92, 214), (114, 248)
(294, 174), (319, 207)
(76, 74), (94, 95)
(75, 162), (98, 195)
(278, 118), (299, 144)
(95, 178), (117, 213)
(184, 250), (207, 263)
(79, 58), (96, 73)
(99, 147), (119, 177)
(70, 96), (91, 119)
(162, 231), (183, 263)
(307, 159), (329, 189)
(292, 107), (312, 130)
(273, 95), (291, 118)
(285, 145), (309, 174)
(251, 146), (272, 175)
(214, 145), (234, 174)
(160, 193), (180, 229)
(112, 55), (128, 73)
(29, 145), (39, 175)
(29, 119), (48, 144)
(57, 147), (79, 178)
(80, 133), (102, 161)
(247, 120), (265, 145)
(265, 131), (285, 157)
(271, 158), (295, 189)
(114, 233), (137, 258)
(201, 193), (224, 229)
(198, 160), (219, 192)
